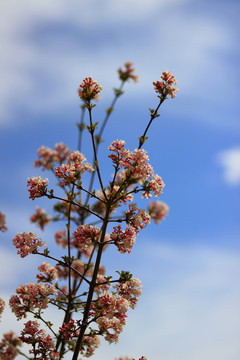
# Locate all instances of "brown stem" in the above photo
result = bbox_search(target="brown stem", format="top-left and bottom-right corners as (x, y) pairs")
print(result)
(85, 81), (125, 206)
(57, 184), (75, 357)
(36, 252), (90, 285)
(71, 206), (111, 360)
(48, 194), (103, 221)
(77, 105), (86, 153)
(138, 97), (165, 149)
(87, 104), (107, 200)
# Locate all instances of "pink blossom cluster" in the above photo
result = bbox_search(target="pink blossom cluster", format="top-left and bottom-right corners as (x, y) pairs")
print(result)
(70, 259), (88, 279)
(55, 151), (94, 186)
(34, 142), (69, 170)
(92, 294), (129, 343)
(108, 140), (165, 198)
(110, 204), (150, 254)
(55, 229), (68, 248)
(61, 198), (79, 212)
(108, 140), (133, 168)
(78, 77), (102, 101)
(55, 285), (69, 300)
(112, 187), (134, 205)
(126, 203), (151, 232)
(30, 206), (51, 230)
(114, 278), (142, 309)
(144, 174), (165, 198)
(55, 265), (69, 280)
(118, 62), (138, 83)
(19, 320), (59, 359)
(94, 274), (111, 295)
(73, 224), (100, 252)
(0, 298), (5, 319)
(12, 232), (46, 258)
(59, 319), (100, 357)
(59, 318), (77, 340)
(9, 282), (56, 320)
(0, 211), (8, 232)
(93, 187), (133, 217)
(0, 331), (22, 360)
(70, 259), (86, 279)
(79, 334), (100, 357)
(108, 186), (134, 206)
(37, 262), (58, 283)
(123, 148), (153, 182)
(27, 176), (48, 200)
(153, 70), (178, 99)
(110, 225), (136, 254)
(148, 200), (169, 224)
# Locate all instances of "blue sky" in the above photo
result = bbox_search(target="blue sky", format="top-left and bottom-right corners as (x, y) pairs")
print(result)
(0, 0), (240, 359)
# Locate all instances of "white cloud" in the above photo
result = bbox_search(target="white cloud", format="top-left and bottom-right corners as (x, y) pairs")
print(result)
(0, 241), (239, 359)
(0, 0), (238, 128)
(216, 147), (240, 185)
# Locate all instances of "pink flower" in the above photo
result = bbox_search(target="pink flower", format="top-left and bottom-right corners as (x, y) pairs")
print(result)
(55, 229), (68, 248)
(90, 263), (106, 277)
(55, 151), (94, 186)
(12, 232), (45, 258)
(56, 285), (68, 300)
(59, 319), (78, 341)
(94, 274), (111, 295)
(78, 77), (102, 101)
(108, 140), (130, 165)
(30, 206), (51, 230)
(37, 262), (58, 283)
(73, 224), (100, 252)
(149, 174), (165, 197)
(59, 320), (100, 357)
(80, 335), (100, 357)
(93, 187), (133, 216)
(9, 282), (56, 320)
(141, 175), (165, 199)
(71, 259), (96, 279)
(54, 142), (70, 163)
(34, 146), (54, 170)
(55, 265), (69, 280)
(153, 70), (178, 99)
(118, 62), (138, 83)
(108, 141), (154, 183)
(34, 143), (70, 170)
(126, 203), (151, 232)
(110, 225), (136, 254)
(114, 278), (142, 309)
(0, 211), (8, 232)
(93, 294), (129, 343)
(0, 298), (5, 319)
(19, 320), (59, 359)
(92, 190), (108, 216)
(122, 148), (153, 183)
(148, 200), (169, 224)
(0, 331), (22, 360)
(27, 176), (48, 200)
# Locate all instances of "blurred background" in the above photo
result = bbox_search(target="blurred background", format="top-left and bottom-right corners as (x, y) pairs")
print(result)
(0, 0), (239, 359)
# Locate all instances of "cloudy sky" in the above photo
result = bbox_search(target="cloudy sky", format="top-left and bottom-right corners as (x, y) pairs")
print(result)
(0, 0), (239, 359)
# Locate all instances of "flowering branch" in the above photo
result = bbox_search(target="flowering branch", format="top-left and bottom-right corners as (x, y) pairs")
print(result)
(1, 64), (178, 360)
